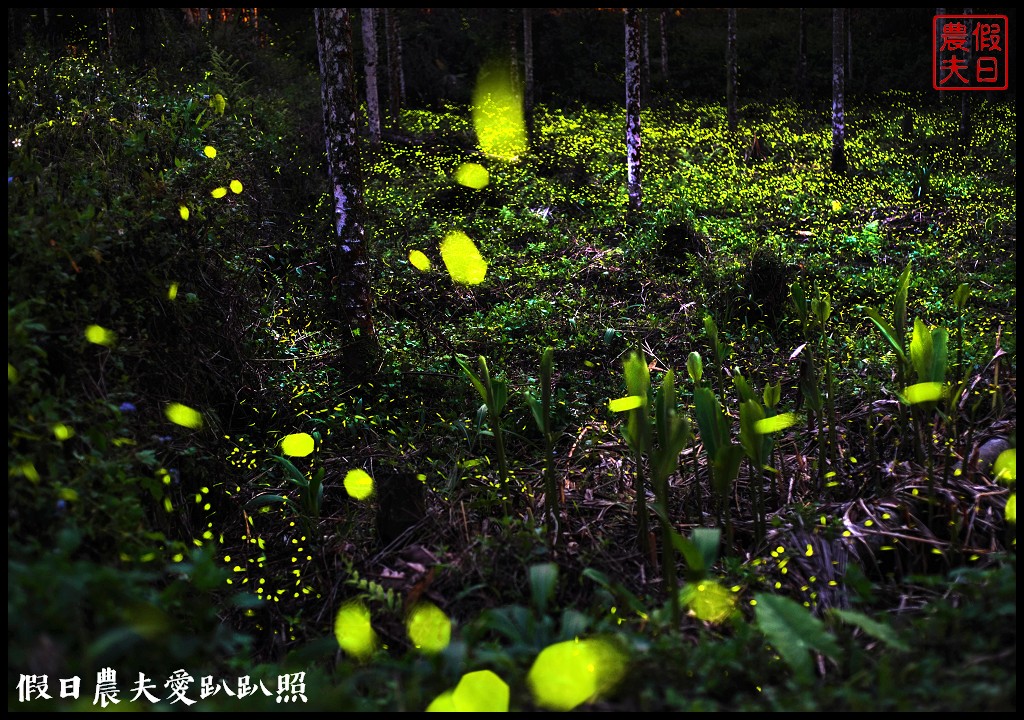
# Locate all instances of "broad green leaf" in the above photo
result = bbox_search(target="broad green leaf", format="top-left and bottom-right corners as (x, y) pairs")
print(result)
(440, 230), (488, 285)
(894, 261), (912, 341)
(609, 395), (643, 412)
(245, 493), (298, 514)
(1006, 493), (1016, 523)
(406, 601), (451, 653)
(929, 327), (948, 383)
(454, 162), (489, 189)
(343, 468), (374, 500)
(687, 351), (703, 385)
(994, 448), (1015, 483)
(165, 402), (203, 429)
(755, 412), (797, 434)
(527, 638), (626, 712)
(529, 563), (559, 616)
(455, 356), (487, 403)
(711, 444), (744, 499)
(733, 369), (755, 403)
(334, 601), (378, 660)
(865, 308), (907, 362)
(763, 380), (781, 409)
(670, 530), (707, 580)
(902, 382), (945, 405)
(909, 318), (933, 382)
(409, 249), (432, 271)
(739, 400), (766, 466)
(952, 282), (971, 311)
(754, 593), (840, 683)
(694, 387), (726, 460)
(828, 609), (909, 651)
(280, 432), (315, 458)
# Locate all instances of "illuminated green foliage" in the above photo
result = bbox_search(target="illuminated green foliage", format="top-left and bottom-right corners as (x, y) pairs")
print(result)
(994, 449), (1015, 483)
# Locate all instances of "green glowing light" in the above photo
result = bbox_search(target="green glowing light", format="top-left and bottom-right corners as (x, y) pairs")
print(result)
(527, 638), (626, 711)
(455, 162), (489, 189)
(280, 432), (315, 458)
(406, 602), (452, 653)
(203, 145), (217, 158)
(994, 448), (1015, 483)
(230, 179), (243, 194)
(680, 580), (737, 623)
(903, 382), (945, 405)
(440, 231), (487, 285)
(409, 250), (432, 271)
(471, 59), (527, 161)
(179, 205), (190, 220)
(428, 670), (509, 712)
(165, 402), (203, 429)
(84, 324), (117, 347)
(211, 187), (228, 198)
(344, 468), (374, 500)
(334, 601), (378, 660)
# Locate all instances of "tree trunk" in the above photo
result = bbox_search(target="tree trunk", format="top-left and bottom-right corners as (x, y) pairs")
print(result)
(640, 9), (651, 105)
(315, 8), (375, 340)
(361, 7), (382, 143)
(507, 9), (520, 90)
(523, 8), (534, 116)
(831, 7), (847, 173)
(659, 9), (669, 88)
(960, 8), (972, 146)
(726, 8), (738, 133)
(384, 8), (403, 122)
(625, 8), (643, 220)
(797, 8), (807, 104)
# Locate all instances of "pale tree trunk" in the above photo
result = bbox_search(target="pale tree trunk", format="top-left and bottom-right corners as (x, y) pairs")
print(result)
(659, 9), (669, 87)
(361, 7), (382, 143)
(315, 8), (375, 340)
(105, 8), (115, 61)
(384, 8), (403, 121)
(831, 7), (847, 173)
(625, 8), (643, 220)
(846, 8), (853, 88)
(726, 8), (738, 132)
(507, 9), (520, 89)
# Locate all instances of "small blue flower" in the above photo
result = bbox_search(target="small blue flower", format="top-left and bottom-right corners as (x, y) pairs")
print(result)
(119, 402), (137, 413)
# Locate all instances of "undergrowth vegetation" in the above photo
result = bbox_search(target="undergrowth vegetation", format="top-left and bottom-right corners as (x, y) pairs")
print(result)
(8, 10), (1015, 712)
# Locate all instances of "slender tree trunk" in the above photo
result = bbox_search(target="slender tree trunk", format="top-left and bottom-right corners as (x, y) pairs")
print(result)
(640, 9), (651, 104)
(960, 8), (972, 146)
(361, 8), (381, 143)
(508, 9), (520, 90)
(797, 8), (807, 103)
(831, 7), (847, 173)
(523, 8), (534, 115)
(846, 7), (853, 89)
(659, 9), (669, 87)
(315, 8), (375, 339)
(384, 8), (402, 122)
(726, 8), (738, 132)
(625, 8), (643, 220)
